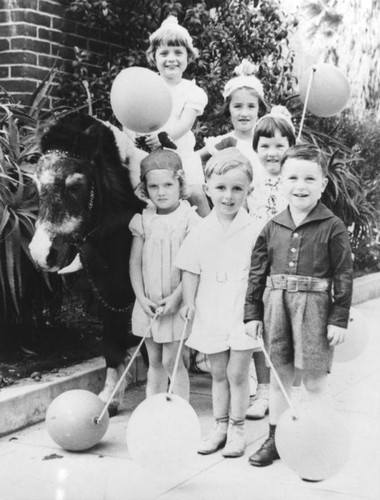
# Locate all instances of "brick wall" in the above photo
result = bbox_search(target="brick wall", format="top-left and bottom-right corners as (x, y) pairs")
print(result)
(0, 0), (125, 108)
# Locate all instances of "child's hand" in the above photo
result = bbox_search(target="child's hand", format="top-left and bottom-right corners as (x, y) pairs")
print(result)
(180, 304), (195, 321)
(158, 293), (181, 316)
(143, 133), (161, 149)
(245, 320), (263, 340)
(327, 325), (347, 346)
(138, 297), (159, 317)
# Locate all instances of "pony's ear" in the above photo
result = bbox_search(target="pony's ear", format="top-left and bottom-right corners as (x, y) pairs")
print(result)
(80, 123), (104, 159)
(36, 117), (58, 151)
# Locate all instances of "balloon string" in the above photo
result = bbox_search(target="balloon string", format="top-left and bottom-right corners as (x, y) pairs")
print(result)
(297, 66), (316, 142)
(167, 315), (190, 398)
(258, 336), (299, 419)
(96, 307), (163, 423)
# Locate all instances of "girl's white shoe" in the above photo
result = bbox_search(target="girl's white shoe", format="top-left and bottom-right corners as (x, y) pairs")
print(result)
(198, 421), (227, 455)
(222, 422), (245, 458)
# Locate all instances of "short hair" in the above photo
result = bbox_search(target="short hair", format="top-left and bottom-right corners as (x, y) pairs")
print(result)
(253, 115), (296, 151)
(204, 147), (253, 183)
(280, 143), (328, 176)
(221, 88), (267, 120)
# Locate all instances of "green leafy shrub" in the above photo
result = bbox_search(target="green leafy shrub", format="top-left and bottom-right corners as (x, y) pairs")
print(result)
(286, 98), (380, 274)
(60, 0), (297, 133)
(60, 0), (379, 276)
(0, 78), (62, 327)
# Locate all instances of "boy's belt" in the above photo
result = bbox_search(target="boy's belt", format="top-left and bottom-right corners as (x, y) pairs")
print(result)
(266, 274), (331, 292)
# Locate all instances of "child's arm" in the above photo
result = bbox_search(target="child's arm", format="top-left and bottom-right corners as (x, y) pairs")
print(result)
(328, 221), (354, 328)
(129, 235), (158, 317)
(244, 231), (271, 322)
(144, 108), (197, 149)
(180, 270), (200, 320)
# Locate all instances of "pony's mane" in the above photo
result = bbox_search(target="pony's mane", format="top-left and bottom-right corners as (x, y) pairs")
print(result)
(40, 114), (144, 216)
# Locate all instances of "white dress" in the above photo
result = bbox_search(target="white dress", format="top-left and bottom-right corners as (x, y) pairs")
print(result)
(129, 200), (200, 342)
(175, 208), (261, 354)
(165, 79), (208, 185)
(247, 175), (288, 232)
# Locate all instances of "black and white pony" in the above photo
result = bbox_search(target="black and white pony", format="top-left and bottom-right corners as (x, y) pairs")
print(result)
(29, 113), (147, 415)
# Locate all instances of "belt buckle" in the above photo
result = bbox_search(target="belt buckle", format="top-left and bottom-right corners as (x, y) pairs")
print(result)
(286, 277), (299, 292)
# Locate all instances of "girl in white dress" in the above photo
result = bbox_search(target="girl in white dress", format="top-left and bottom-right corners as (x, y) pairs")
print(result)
(141, 15), (210, 216)
(247, 106), (296, 231)
(129, 149), (200, 401)
(198, 59), (267, 186)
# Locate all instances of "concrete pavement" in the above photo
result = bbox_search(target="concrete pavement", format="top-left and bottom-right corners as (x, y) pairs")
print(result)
(0, 284), (379, 499)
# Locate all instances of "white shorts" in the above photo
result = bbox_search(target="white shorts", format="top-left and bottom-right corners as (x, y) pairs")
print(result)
(185, 323), (261, 354)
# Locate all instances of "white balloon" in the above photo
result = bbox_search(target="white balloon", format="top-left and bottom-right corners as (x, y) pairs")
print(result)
(46, 390), (109, 451)
(276, 401), (351, 481)
(299, 63), (350, 117)
(126, 393), (201, 473)
(110, 67), (172, 133)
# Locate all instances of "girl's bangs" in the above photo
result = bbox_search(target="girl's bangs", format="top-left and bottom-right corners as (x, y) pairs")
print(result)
(155, 32), (189, 47)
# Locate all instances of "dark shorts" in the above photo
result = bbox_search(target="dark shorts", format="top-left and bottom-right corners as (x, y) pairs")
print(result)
(263, 288), (333, 373)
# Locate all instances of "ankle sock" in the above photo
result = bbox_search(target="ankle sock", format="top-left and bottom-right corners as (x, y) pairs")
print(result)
(216, 415), (229, 431)
(269, 423), (277, 437)
(229, 417), (245, 427)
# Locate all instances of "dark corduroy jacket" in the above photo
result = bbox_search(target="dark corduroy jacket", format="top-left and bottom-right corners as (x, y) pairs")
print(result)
(244, 201), (353, 328)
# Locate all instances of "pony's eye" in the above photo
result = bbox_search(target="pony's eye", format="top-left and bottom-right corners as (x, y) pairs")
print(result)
(65, 173), (86, 195)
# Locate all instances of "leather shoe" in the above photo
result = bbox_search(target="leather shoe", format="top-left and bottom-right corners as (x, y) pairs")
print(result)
(248, 434), (280, 467)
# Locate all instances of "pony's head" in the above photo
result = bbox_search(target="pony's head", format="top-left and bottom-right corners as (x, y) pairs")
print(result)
(29, 114), (142, 272)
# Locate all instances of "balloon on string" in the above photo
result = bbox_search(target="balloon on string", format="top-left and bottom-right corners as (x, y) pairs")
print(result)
(126, 393), (201, 474)
(110, 67), (172, 133)
(46, 390), (109, 451)
(299, 63), (350, 117)
(334, 307), (370, 363)
(276, 401), (350, 482)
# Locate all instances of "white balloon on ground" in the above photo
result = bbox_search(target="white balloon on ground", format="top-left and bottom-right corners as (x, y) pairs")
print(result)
(126, 393), (201, 473)
(276, 401), (351, 482)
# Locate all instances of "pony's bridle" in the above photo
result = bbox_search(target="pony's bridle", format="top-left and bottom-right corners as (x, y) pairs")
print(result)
(42, 150), (129, 312)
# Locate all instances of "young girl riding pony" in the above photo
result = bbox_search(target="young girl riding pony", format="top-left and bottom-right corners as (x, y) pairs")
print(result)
(140, 15), (210, 217)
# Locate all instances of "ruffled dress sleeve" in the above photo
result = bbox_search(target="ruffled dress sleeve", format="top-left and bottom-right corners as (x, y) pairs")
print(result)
(184, 80), (208, 116)
(128, 213), (144, 237)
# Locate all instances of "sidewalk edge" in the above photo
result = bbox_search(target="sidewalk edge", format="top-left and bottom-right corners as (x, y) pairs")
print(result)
(0, 272), (379, 436)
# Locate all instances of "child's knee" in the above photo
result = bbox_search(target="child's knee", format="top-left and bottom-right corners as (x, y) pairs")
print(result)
(303, 371), (327, 394)
(212, 366), (228, 383)
(227, 365), (247, 386)
(149, 358), (163, 370)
